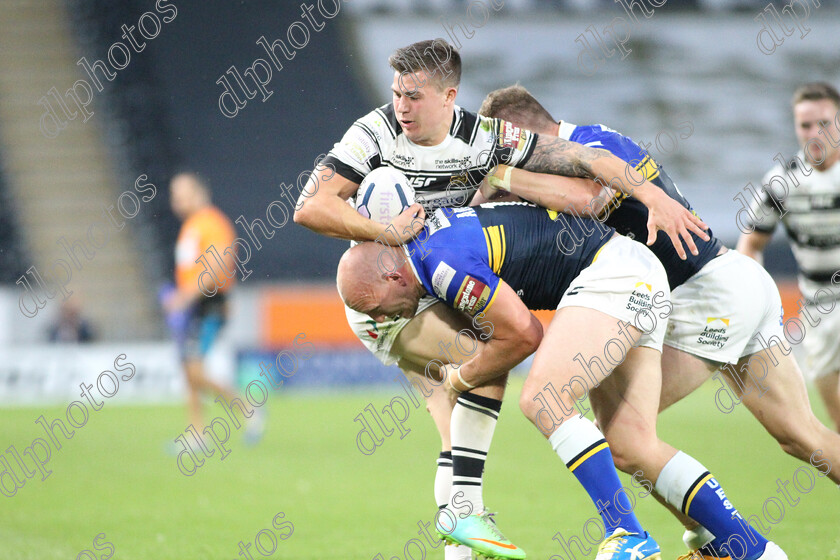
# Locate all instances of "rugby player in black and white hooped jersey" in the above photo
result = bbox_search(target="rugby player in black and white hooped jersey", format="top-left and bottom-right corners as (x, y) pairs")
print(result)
(738, 82), (840, 433)
(294, 38), (709, 558)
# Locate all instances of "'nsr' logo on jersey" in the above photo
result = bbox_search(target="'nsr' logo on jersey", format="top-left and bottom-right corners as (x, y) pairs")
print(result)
(407, 176), (439, 188)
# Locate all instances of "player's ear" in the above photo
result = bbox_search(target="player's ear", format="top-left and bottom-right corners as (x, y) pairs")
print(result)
(444, 86), (457, 105)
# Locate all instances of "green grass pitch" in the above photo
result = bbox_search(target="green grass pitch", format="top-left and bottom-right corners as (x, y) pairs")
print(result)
(2, 376), (839, 559)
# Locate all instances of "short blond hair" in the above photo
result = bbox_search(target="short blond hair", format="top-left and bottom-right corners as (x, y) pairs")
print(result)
(478, 84), (556, 131)
(791, 82), (840, 108)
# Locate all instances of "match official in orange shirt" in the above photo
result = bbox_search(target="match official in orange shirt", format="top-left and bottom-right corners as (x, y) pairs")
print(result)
(163, 172), (261, 438)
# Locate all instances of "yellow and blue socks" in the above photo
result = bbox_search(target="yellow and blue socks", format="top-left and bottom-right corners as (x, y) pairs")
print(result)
(656, 451), (769, 560)
(549, 415), (645, 535)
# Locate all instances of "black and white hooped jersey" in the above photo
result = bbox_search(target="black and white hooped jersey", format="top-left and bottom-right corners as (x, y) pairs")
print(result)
(745, 152), (840, 301)
(322, 103), (537, 210)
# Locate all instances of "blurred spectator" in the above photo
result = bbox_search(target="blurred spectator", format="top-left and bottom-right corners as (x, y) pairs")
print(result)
(48, 299), (96, 343)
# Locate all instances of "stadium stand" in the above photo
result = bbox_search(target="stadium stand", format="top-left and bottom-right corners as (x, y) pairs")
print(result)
(67, 0), (182, 295)
(0, 146), (27, 284)
(0, 1), (159, 339)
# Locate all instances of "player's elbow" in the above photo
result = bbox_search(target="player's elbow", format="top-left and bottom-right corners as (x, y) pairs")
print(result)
(526, 317), (544, 354)
(517, 315), (543, 357)
(293, 197), (317, 228)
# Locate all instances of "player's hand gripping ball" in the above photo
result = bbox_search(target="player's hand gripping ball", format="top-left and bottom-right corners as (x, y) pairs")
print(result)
(355, 166), (416, 225)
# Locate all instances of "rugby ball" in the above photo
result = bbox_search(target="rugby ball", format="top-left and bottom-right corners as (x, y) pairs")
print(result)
(355, 167), (415, 225)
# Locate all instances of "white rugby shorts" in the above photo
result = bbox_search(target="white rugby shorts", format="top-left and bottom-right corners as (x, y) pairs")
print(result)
(557, 236), (671, 352)
(802, 292), (840, 379)
(666, 250), (785, 364)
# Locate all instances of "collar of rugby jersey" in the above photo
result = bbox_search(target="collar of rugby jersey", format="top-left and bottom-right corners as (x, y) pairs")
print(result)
(401, 244), (424, 291)
(558, 120), (577, 140)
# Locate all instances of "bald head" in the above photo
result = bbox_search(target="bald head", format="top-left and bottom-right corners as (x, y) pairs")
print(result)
(170, 172), (211, 220)
(337, 242), (425, 323)
(337, 243), (388, 311)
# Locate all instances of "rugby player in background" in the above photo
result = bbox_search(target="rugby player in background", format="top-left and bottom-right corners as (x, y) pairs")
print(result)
(164, 173), (264, 442)
(294, 38), (708, 559)
(478, 85), (840, 559)
(737, 82), (840, 433)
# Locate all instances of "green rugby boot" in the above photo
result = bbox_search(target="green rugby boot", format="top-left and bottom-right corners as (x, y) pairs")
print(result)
(435, 508), (525, 560)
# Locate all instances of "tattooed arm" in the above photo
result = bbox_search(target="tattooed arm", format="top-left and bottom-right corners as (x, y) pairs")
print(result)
(519, 134), (709, 259)
(521, 135), (609, 178)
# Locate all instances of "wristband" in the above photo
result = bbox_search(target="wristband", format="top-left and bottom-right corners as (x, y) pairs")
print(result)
(447, 374), (462, 394)
(456, 367), (476, 391)
(487, 165), (513, 192)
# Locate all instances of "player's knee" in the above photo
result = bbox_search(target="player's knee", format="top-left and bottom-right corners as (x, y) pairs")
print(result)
(777, 435), (809, 461)
(772, 419), (819, 461)
(519, 391), (562, 438)
(184, 364), (203, 387)
(606, 441), (639, 474)
(606, 432), (659, 474)
(518, 385), (538, 418)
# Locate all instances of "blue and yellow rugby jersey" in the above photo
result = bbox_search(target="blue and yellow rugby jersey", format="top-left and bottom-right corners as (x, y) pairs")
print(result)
(558, 122), (723, 288)
(405, 203), (612, 312)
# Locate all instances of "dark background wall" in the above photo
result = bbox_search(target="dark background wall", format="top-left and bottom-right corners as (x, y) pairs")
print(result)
(149, 0), (372, 282)
(75, 0), (375, 284)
